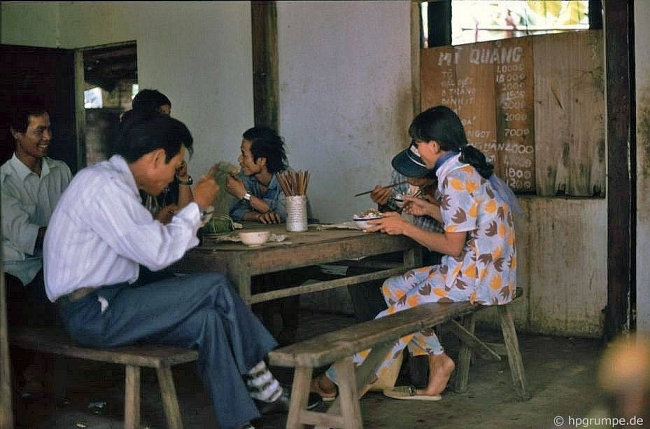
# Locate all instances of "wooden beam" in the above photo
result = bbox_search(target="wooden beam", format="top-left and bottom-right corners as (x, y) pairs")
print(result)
(605, 0), (634, 339)
(411, 1), (421, 115)
(0, 201), (14, 429)
(251, 1), (279, 131)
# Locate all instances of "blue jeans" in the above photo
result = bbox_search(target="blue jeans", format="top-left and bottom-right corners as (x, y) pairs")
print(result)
(57, 272), (278, 429)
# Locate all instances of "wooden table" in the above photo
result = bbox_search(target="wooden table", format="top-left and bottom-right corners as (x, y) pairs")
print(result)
(167, 223), (423, 305)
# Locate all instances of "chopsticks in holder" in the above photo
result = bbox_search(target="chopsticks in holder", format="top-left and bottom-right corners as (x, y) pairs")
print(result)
(278, 170), (310, 196)
(354, 180), (410, 197)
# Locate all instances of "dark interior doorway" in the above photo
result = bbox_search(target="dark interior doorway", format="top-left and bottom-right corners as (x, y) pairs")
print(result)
(82, 42), (137, 166)
(0, 45), (77, 171)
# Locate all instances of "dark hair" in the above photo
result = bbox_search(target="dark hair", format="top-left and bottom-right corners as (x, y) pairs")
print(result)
(8, 95), (49, 133)
(113, 110), (193, 163)
(242, 126), (288, 174)
(408, 105), (493, 179)
(132, 89), (171, 114)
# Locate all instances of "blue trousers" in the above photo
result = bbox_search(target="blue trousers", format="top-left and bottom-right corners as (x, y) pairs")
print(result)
(57, 272), (278, 429)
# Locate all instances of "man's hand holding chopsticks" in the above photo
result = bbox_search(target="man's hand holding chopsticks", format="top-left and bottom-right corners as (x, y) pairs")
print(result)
(370, 185), (393, 206)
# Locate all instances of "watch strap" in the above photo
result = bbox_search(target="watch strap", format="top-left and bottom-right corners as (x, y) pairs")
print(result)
(177, 175), (193, 186)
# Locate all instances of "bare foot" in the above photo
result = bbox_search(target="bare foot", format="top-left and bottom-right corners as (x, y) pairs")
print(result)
(417, 352), (455, 397)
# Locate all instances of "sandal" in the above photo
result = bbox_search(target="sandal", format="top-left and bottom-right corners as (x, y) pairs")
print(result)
(383, 385), (442, 401)
(310, 375), (338, 402)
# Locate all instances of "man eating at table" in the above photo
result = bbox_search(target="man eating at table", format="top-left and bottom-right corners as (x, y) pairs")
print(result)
(42, 111), (319, 429)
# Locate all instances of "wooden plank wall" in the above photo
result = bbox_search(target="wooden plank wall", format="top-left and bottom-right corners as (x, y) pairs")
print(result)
(534, 31), (605, 197)
(421, 30), (604, 197)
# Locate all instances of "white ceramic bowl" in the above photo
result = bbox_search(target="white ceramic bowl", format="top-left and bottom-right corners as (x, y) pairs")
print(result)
(352, 216), (383, 230)
(238, 231), (271, 247)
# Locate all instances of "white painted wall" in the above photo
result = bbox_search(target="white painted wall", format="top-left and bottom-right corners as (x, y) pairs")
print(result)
(276, 1), (414, 223)
(635, 0), (650, 333)
(1, 1), (619, 337)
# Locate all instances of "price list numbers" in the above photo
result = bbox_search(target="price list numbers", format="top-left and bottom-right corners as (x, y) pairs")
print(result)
(494, 54), (535, 193)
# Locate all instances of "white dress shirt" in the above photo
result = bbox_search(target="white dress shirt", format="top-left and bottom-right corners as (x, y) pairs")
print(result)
(44, 155), (202, 302)
(1, 154), (72, 285)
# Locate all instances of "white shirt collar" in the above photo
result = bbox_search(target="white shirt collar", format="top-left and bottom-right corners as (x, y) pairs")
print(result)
(9, 153), (52, 181)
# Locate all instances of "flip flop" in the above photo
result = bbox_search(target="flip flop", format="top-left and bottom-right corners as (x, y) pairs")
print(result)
(382, 385), (442, 401)
(310, 376), (338, 402)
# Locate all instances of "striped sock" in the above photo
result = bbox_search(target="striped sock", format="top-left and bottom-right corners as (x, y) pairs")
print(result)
(246, 361), (283, 402)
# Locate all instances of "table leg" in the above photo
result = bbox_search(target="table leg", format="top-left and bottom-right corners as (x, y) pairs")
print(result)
(230, 266), (253, 306)
(403, 246), (423, 269)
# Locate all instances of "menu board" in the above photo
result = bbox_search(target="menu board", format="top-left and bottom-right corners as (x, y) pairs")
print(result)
(421, 37), (535, 193)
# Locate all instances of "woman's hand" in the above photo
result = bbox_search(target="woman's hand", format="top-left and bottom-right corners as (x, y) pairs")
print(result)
(402, 196), (437, 217)
(364, 211), (410, 235)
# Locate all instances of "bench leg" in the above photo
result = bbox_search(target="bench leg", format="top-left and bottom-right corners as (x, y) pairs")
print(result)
(497, 305), (531, 401)
(453, 313), (475, 394)
(312, 358), (362, 429)
(286, 366), (312, 429)
(311, 359), (360, 429)
(156, 366), (184, 429)
(335, 357), (363, 429)
(316, 343), (394, 429)
(124, 365), (140, 429)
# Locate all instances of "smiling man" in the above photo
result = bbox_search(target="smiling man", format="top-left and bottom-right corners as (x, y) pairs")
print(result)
(1, 96), (73, 398)
(226, 126), (290, 225)
(2, 98), (72, 313)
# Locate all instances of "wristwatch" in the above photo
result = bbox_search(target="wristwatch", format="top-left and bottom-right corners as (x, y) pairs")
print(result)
(177, 175), (193, 186)
(242, 192), (252, 202)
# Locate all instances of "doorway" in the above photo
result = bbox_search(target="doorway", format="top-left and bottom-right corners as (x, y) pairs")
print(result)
(82, 42), (137, 166)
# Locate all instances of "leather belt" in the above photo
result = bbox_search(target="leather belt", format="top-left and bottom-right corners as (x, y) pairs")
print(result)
(56, 287), (96, 307)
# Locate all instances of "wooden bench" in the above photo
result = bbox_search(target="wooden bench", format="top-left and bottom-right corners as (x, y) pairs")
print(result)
(268, 288), (529, 429)
(9, 326), (198, 429)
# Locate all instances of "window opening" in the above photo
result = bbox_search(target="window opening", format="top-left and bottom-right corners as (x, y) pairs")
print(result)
(421, 1), (592, 48)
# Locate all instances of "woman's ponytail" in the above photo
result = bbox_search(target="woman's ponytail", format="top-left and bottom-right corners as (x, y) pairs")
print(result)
(459, 145), (493, 179)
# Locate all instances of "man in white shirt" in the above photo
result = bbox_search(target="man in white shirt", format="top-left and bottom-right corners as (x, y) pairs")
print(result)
(2, 99), (72, 322)
(43, 111), (306, 429)
(1, 98), (73, 400)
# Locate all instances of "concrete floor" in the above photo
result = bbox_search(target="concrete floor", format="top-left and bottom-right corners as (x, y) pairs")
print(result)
(11, 309), (610, 429)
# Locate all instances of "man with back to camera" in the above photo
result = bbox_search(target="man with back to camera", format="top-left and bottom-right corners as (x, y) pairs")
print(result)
(43, 110), (319, 429)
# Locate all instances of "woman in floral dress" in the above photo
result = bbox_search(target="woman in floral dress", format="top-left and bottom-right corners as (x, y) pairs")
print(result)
(312, 105), (521, 401)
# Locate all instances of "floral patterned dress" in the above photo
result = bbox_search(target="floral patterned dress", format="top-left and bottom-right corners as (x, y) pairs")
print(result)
(327, 154), (517, 383)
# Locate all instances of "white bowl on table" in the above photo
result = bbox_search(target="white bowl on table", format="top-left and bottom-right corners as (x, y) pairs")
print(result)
(238, 231), (271, 247)
(352, 215), (383, 230)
